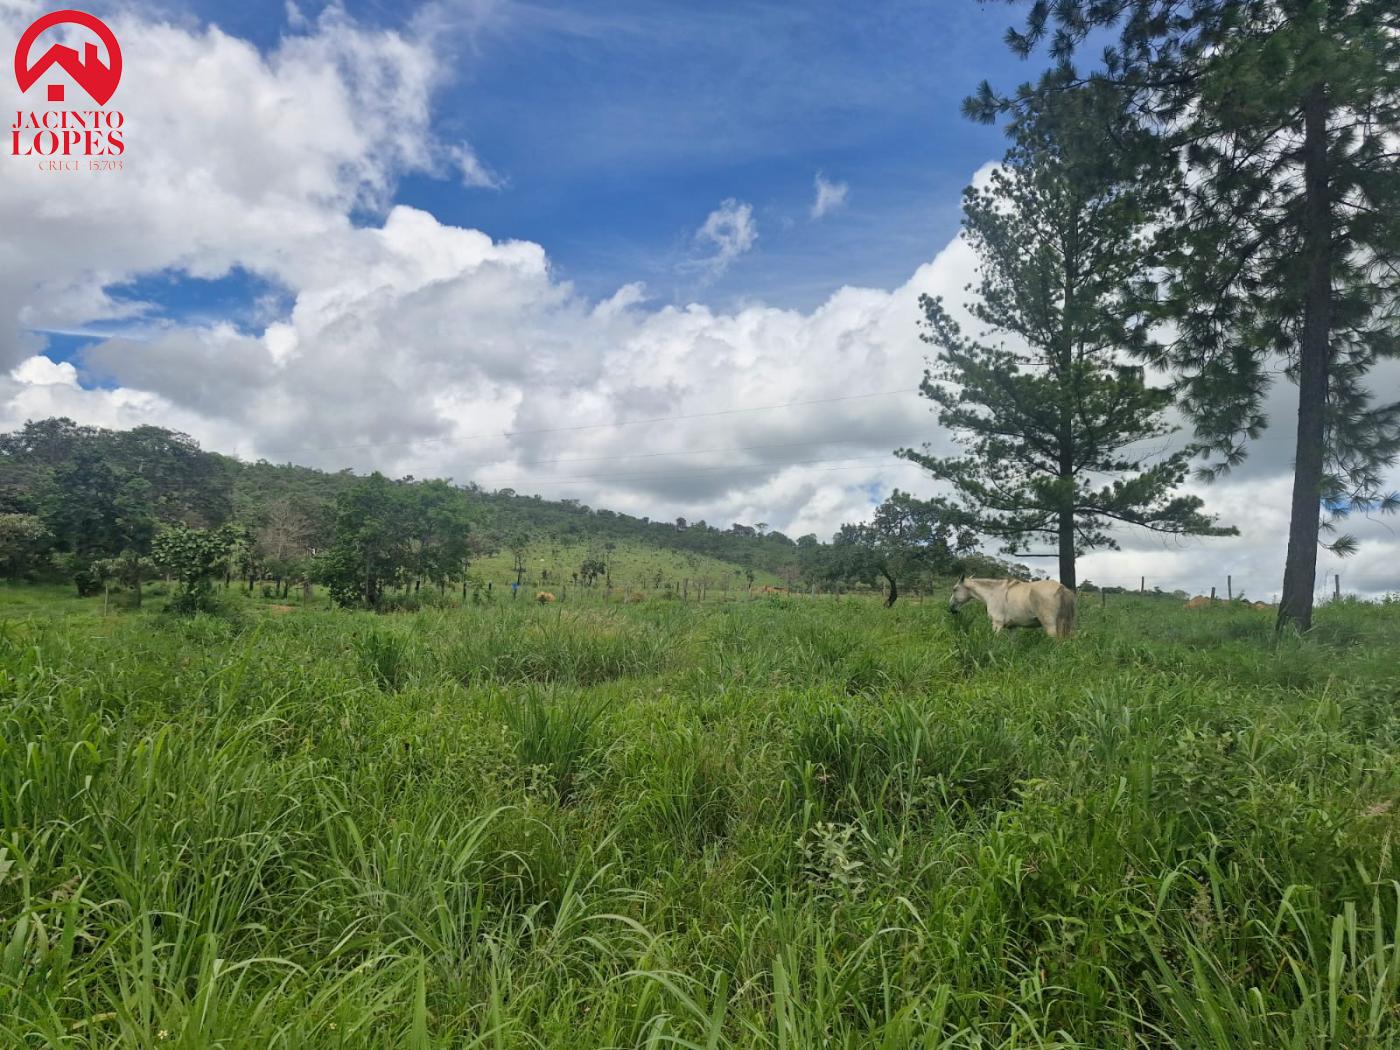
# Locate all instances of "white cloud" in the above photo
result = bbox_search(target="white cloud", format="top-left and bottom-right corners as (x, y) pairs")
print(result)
(690, 198), (757, 276)
(0, 6), (1393, 601)
(810, 172), (848, 219)
(446, 141), (504, 189)
(10, 356), (78, 387)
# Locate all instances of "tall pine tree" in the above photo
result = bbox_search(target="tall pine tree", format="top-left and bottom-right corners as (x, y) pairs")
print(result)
(900, 86), (1233, 589)
(970, 0), (1400, 629)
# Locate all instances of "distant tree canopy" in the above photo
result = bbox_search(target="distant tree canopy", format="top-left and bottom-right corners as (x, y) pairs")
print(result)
(0, 418), (231, 595)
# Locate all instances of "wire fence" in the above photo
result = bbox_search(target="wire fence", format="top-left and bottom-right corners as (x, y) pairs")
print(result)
(475, 569), (1378, 608)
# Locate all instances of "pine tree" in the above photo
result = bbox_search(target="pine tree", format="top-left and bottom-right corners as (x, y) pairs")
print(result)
(901, 86), (1233, 588)
(970, 0), (1400, 629)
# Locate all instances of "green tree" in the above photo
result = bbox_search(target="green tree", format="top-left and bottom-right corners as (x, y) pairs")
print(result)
(152, 523), (239, 614)
(318, 473), (410, 608)
(579, 553), (606, 587)
(407, 480), (473, 594)
(972, 2), (1400, 629)
(821, 491), (974, 606)
(92, 549), (156, 608)
(902, 86), (1233, 589)
(40, 449), (155, 595)
(0, 513), (52, 580)
(509, 534), (532, 587)
(108, 425), (232, 526)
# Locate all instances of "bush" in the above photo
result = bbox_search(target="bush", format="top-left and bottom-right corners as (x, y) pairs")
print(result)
(164, 582), (224, 616)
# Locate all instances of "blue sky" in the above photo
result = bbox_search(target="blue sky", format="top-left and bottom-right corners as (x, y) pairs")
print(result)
(145, 0), (1041, 313)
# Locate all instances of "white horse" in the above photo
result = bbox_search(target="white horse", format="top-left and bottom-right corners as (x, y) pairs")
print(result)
(948, 574), (1076, 639)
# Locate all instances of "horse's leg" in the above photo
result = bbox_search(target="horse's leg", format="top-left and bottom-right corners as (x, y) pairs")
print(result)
(990, 619), (1004, 634)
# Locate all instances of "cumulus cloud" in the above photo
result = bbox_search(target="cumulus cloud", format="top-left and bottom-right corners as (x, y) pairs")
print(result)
(10, 356), (78, 387)
(810, 172), (848, 219)
(0, 5), (1393, 599)
(690, 198), (757, 277)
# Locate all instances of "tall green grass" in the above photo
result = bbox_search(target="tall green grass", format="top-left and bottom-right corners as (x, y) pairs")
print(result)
(0, 591), (1396, 1046)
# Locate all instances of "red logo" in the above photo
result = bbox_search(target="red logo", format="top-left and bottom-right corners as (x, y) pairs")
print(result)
(10, 9), (125, 168)
(15, 10), (122, 105)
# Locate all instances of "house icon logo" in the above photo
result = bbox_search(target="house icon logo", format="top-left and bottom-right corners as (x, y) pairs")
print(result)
(14, 9), (122, 106)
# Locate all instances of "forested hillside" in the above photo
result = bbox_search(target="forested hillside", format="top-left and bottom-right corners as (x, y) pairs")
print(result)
(0, 418), (809, 602)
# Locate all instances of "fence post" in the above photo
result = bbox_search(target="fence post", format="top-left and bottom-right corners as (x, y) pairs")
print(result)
(1334, 574), (1341, 601)
(1139, 576), (1145, 594)
(1210, 586), (1216, 603)
(1227, 575), (1232, 601)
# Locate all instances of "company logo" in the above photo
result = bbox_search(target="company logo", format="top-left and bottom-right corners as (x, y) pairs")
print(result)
(15, 9), (121, 104)
(10, 9), (125, 170)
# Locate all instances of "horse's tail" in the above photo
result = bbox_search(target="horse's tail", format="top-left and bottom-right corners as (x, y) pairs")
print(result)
(1056, 590), (1076, 639)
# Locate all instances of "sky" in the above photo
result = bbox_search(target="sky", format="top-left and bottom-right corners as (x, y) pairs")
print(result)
(1, 0), (1396, 599)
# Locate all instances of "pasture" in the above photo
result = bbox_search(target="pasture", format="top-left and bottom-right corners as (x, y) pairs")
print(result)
(1, 589), (1398, 1047)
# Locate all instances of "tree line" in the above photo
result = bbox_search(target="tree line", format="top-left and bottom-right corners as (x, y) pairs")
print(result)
(0, 417), (1029, 610)
(0, 418), (838, 609)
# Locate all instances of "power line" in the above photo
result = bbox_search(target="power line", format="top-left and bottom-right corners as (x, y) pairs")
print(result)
(261, 387), (921, 458)
(453, 434), (924, 471)
(479, 454), (907, 491)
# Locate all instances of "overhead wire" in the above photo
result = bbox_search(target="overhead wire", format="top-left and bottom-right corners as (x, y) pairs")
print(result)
(260, 387), (922, 457)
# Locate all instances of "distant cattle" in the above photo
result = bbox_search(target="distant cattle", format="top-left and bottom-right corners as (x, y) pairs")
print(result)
(535, 591), (557, 604)
(1184, 595), (1213, 609)
(1252, 601), (1272, 611)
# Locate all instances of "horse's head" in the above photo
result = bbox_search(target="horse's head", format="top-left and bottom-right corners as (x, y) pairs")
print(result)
(948, 573), (972, 615)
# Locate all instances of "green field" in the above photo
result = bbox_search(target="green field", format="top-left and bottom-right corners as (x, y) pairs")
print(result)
(1, 588), (1398, 1047)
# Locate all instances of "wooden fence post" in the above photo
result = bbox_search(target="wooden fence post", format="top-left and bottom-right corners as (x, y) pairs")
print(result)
(1334, 574), (1341, 601)
(1210, 586), (1216, 603)
(1227, 575), (1232, 601)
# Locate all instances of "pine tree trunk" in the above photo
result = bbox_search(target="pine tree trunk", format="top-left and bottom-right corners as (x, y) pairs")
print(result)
(1057, 508), (1076, 591)
(1278, 84), (1332, 633)
(1057, 249), (1077, 592)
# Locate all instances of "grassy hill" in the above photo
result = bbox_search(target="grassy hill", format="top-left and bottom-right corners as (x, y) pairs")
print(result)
(228, 458), (808, 583)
